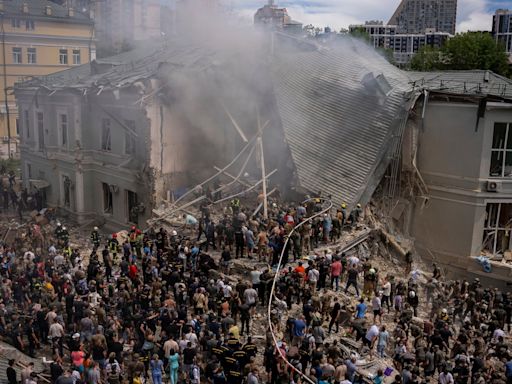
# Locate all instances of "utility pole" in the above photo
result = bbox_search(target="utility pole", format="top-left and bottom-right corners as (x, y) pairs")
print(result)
(1, 12), (11, 158)
(258, 136), (268, 220)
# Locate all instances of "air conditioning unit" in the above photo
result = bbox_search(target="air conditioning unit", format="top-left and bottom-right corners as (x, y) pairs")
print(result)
(486, 180), (502, 192)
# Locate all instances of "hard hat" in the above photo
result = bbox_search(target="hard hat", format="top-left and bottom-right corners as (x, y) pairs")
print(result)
(94, 226), (98, 231)
(357, 203), (361, 208)
(409, 291), (415, 298)
(63, 227), (67, 231)
(112, 233), (117, 238)
(272, 203), (277, 208)
(369, 268), (376, 274)
(441, 308), (448, 314)
(57, 222), (62, 226)
(172, 230), (177, 236)
(341, 203), (346, 208)
(72, 333), (80, 339)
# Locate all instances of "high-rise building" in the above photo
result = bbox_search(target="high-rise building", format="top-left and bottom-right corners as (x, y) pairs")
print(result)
(492, 9), (512, 58)
(388, 0), (457, 35)
(94, 0), (163, 57)
(254, 0), (303, 34)
(349, 22), (452, 65)
(0, 0), (95, 158)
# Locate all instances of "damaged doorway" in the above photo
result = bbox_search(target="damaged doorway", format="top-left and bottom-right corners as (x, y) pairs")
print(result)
(126, 190), (138, 225)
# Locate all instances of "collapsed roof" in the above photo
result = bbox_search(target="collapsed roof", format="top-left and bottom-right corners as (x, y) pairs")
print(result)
(16, 32), (512, 209)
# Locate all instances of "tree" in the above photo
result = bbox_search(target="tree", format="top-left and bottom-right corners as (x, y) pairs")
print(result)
(409, 46), (444, 71)
(349, 26), (371, 42)
(409, 32), (510, 77)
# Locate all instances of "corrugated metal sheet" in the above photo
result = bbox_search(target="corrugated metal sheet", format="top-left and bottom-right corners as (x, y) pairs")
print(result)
(271, 35), (413, 207)
(406, 70), (512, 98)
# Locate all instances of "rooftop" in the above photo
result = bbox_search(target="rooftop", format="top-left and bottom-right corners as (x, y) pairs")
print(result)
(1, 0), (92, 24)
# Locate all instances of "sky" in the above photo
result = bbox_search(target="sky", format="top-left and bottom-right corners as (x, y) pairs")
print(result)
(223, 0), (511, 32)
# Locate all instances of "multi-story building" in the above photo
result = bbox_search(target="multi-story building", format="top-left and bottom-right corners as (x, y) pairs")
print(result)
(0, 0), (95, 158)
(349, 23), (451, 65)
(94, 0), (162, 56)
(389, 0), (457, 35)
(254, 0), (303, 34)
(492, 9), (512, 58)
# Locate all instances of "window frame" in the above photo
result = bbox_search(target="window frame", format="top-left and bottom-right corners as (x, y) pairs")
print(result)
(489, 122), (512, 178)
(72, 49), (81, 65)
(483, 202), (512, 255)
(102, 182), (113, 214)
(59, 49), (68, 65)
(27, 47), (37, 64)
(101, 118), (112, 151)
(12, 47), (22, 64)
(59, 113), (68, 148)
(24, 110), (30, 139)
(36, 111), (44, 150)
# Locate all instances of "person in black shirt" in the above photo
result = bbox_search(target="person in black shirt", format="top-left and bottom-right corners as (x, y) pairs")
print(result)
(7, 359), (17, 384)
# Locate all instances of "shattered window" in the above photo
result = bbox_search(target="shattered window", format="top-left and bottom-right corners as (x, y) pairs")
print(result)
(490, 122), (512, 177)
(124, 120), (136, 155)
(483, 202), (512, 255)
(37, 112), (44, 150)
(60, 114), (68, 146)
(101, 118), (111, 151)
(102, 183), (113, 214)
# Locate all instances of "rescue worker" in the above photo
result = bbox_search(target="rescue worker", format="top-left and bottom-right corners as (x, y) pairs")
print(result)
(340, 203), (348, 226)
(109, 233), (120, 263)
(349, 203), (363, 227)
(231, 198), (241, 215)
(54, 222), (63, 239)
(90, 226), (100, 251)
(59, 226), (69, 247)
(135, 229), (144, 258)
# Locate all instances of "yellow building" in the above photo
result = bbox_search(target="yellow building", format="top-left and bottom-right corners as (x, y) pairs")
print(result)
(0, 0), (95, 158)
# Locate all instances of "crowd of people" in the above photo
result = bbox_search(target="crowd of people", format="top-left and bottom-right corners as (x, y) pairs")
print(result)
(0, 196), (510, 384)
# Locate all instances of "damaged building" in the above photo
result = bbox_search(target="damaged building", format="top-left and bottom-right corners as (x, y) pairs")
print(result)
(14, 32), (411, 227)
(14, 29), (512, 284)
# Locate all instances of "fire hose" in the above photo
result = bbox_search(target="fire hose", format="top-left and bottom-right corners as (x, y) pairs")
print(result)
(267, 197), (333, 384)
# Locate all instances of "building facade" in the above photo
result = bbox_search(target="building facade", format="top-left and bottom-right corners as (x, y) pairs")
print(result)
(349, 23), (451, 65)
(389, 0), (457, 35)
(0, 0), (95, 158)
(492, 9), (512, 58)
(254, 0), (303, 33)
(399, 72), (512, 286)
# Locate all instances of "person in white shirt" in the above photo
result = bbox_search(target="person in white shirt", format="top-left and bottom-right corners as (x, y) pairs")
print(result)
(307, 267), (320, 291)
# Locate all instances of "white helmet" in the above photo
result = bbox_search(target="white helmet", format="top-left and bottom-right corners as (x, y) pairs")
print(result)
(63, 227), (67, 231)
(409, 291), (416, 298)
(441, 308), (448, 314)
(369, 268), (376, 274)
(172, 230), (177, 236)
(57, 222), (62, 226)
(94, 226), (98, 231)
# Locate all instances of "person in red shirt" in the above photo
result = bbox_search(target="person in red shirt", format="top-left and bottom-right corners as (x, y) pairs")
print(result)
(294, 262), (305, 275)
(331, 258), (342, 291)
(128, 262), (138, 280)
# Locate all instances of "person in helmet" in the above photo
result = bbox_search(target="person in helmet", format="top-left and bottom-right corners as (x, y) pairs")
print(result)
(109, 233), (120, 263)
(407, 290), (419, 316)
(349, 203), (363, 228)
(90, 226), (101, 251)
(54, 222), (63, 238)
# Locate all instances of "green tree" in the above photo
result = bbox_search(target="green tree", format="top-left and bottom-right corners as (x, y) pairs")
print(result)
(409, 32), (510, 77)
(409, 46), (444, 71)
(349, 26), (371, 42)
